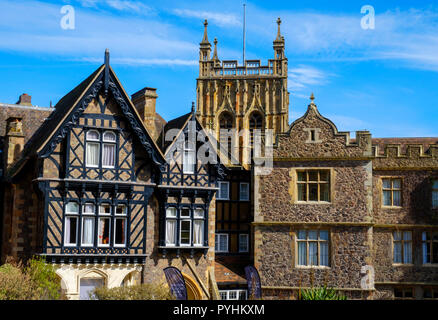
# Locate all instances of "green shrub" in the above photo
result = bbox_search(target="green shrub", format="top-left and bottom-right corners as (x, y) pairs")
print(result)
(300, 285), (347, 300)
(0, 256), (62, 300)
(92, 283), (175, 300)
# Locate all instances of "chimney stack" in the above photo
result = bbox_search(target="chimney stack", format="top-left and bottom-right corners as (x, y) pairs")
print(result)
(16, 94), (32, 106)
(131, 87), (159, 140)
(4, 117), (25, 169)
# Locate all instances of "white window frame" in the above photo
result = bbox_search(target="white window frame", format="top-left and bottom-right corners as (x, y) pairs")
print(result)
(215, 233), (229, 253)
(219, 289), (247, 300)
(165, 207), (177, 247)
(115, 204), (127, 215)
(99, 203), (111, 215)
(239, 233), (249, 253)
(64, 216), (78, 247)
(217, 181), (230, 200)
(183, 141), (196, 174)
(98, 217), (111, 247)
(86, 130), (100, 168)
(179, 219), (192, 246)
(114, 217), (127, 247)
(81, 217), (95, 247)
(102, 131), (116, 169)
(239, 182), (250, 201)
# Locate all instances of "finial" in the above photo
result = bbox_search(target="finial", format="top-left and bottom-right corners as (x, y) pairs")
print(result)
(276, 17), (282, 40)
(201, 19), (209, 44)
(191, 101), (195, 113)
(104, 48), (110, 93)
(310, 92), (315, 105)
(212, 38), (219, 60)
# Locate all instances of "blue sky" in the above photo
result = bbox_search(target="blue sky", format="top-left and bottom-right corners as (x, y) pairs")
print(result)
(0, 0), (437, 138)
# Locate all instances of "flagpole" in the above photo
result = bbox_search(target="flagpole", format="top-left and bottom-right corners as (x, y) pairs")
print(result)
(243, 3), (246, 66)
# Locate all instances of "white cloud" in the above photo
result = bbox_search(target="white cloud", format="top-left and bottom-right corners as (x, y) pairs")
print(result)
(172, 9), (241, 27)
(77, 0), (154, 14)
(288, 65), (331, 92)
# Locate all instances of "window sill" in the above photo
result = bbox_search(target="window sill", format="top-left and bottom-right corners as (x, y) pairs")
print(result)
(295, 201), (331, 205)
(392, 263), (414, 267)
(381, 206), (403, 209)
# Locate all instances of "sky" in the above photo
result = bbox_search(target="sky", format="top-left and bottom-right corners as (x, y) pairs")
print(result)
(0, 0), (437, 138)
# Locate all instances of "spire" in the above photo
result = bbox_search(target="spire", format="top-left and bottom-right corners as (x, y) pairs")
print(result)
(201, 19), (210, 44)
(275, 17), (282, 41)
(104, 48), (110, 93)
(212, 38), (219, 60)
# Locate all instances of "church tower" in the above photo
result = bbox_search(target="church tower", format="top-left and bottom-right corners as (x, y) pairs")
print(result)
(196, 18), (289, 166)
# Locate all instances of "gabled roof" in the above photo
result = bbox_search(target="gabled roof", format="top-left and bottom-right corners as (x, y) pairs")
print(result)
(8, 57), (165, 179)
(157, 112), (192, 153)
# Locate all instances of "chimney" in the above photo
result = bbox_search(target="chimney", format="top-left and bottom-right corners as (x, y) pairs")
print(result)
(4, 117), (25, 169)
(16, 93), (32, 106)
(131, 87), (159, 140)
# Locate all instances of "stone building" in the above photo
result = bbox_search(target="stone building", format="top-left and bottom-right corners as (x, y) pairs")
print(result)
(0, 18), (437, 300)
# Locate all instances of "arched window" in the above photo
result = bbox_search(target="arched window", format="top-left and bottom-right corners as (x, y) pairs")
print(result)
(249, 112), (263, 145)
(102, 131), (116, 168)
(219, 113), (233, 130)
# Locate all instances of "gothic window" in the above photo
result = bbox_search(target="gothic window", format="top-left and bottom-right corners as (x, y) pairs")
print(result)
(219, 113), (234, 156)
(297, 170), (330, 202)
(297, 230), (330, 267)
(249, 112), (263, 145)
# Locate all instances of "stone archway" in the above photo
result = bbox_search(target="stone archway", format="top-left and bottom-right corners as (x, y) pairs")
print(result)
(182, 273), (203, 300)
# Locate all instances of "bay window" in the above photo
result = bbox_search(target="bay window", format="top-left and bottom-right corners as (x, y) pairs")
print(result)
(163, 206), (206, 247)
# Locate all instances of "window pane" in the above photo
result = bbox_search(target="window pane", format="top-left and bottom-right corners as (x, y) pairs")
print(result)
(393, 242), (402, 263)
(433, 181), (438, 189)
(116, 205), (127, 215)
(219, 182), (229, 199)
(393, 231), (402, 241)
(87, 131), (99, 140)
(320, 230), (329, 240)
(181, 208), (190, 217)
(240, 183), (249, 200)
(433, 243), (438, 264)
(194, 209), (204, 218)
(82, 217), (94, 245)
(180, 221), (191, 245)
(403, 242), (412, 264)
(99, 204), (111, 215)
(65, 217), (77, 245)
(183, 150), (195, 174)
(102, 144), (115, 167)
(166, 207), (177, 218)
(319, 171), (329, 182)
(86, 143), (99, 167)
(103, 131), (116, 142)
(424, 288), (433, 299)
(239, 234), (249, 252)
(166, 220), (176, 245)
(297, 230), (307, 240)
(219, 234), (228, 252)
(308, 230), (318, 240)
(382, 179), (391, 189)
(297, 172), (306, 182)
(83, 203), (95, 214)
(193, 220), (204, 246)
(423, 242), (430, 264)
(297, 241), (307, 265)
(66, 202), (79, 214)
(433, 191), (438, 208)
(115, 218), (126, 245)
(403, 231), (412, 241)
(393, 191), (401, 206)
(297, 184), (306, 201)
(309, 184), (318, 201)
(320, 184), (329, 202)
(308, 171), (318, 182)
(393, 179), (401, 189)
(383, 190), (392, 206)
(320, 242), (329, 266)
(98, 218), (110, 245)
(309, 242), (318, 265)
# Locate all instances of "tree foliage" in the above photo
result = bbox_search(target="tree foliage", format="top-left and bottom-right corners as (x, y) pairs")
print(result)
(92, 282), (175, 300)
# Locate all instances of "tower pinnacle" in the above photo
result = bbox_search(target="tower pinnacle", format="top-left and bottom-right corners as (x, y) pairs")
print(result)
(201, 19), (209, 44)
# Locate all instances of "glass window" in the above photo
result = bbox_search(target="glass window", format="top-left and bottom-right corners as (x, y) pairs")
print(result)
(180, 208), (190, 218)
(183, 141), (195, 174)
(393, 231), (412, 264)
(103, 131), (116, 142)
(297, 170), (330, 202)
(394, 287), (414, 299)
(297, 230), (330, 266)
(83, 203), (95, 215)
(219, 290), (247, 300)
(165, 220), (176, 246)
(217, 182), (229, 200)
(64, 216), (78, 246)
(66, 202), (79, 214)
(86, 130), (100, 141)
(382, 178), (402, 207)
(82, 217), (95, 246)
(116, 205), (127, 215)
(180, 220), (191, 246)
(98, 218), (110, 246)
(422, 231), (438, 264)
(99, 204), (111, 215)
(240, 183), (249, 201)
(86, 142), (100, 167)
(102, 143), (115, 168)
(193, 220), (204, 246)
(423, 287), (438, 299)
(215, 234), (228, 252)
(194, 209), (204, 218)
(114, 218), (126, 246)
(166, 207), (177, 218)
(432, 180), (438, 209)
(239, 234), (249, 252)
